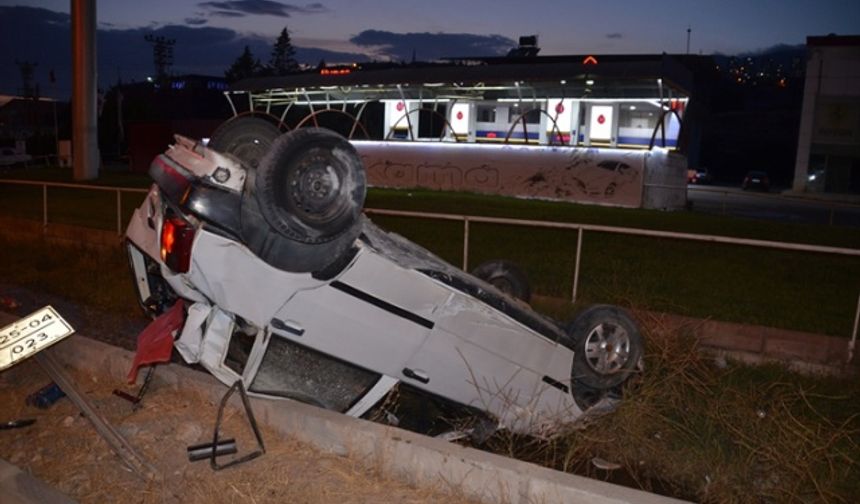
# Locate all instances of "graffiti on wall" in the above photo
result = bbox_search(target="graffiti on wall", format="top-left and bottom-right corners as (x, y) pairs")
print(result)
(366, 160), (502, 191)
(358, 142), (645, 207)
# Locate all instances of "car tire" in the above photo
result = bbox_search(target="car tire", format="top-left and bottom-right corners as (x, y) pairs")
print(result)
(209, 116), (282, 169)
(566, 304), (643, 390)
(470, 260), (531, 303)
(255, 127), (366, 245)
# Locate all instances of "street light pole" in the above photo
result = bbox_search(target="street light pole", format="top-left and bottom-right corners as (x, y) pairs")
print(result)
(686, 26), (691, 55)
(71, 0), (99, 180)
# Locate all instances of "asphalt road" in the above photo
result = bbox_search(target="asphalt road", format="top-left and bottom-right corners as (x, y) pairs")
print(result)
(687, 185), (860, 228)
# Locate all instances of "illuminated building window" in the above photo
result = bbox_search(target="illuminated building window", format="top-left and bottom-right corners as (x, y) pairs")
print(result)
(477, 105), (496, 123)
(508, 105), (541, 124)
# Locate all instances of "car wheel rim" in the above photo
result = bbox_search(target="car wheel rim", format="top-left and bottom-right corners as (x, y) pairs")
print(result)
(287, 149), (345, 222)
(232, 138), (269, 168)
(583, 323), (631, 375)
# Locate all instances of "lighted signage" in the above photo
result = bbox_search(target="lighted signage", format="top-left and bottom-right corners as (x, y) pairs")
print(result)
(320, 68), (351, 75)
(450, 103), (471, 135)
(547, 98), (573, 133)
(583, 55), (598, 65)
(589, 105), (613, 141)
(386, 100), (413, 131)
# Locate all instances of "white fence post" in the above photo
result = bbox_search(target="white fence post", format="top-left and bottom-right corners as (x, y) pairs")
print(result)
(849, 292), (860, 363)
(572, 227), (583, 303)
(462, 217), (470, 271)
(42, 184), (48, 231)
(116, 190), (122, 236)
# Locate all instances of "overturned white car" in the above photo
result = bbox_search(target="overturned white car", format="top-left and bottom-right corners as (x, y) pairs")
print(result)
(125, 120), (643, 438)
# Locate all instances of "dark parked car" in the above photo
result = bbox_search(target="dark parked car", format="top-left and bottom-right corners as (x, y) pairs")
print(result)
(742, 170), (770, 192)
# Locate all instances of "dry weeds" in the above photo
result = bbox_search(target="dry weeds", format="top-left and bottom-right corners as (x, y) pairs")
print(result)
(481, 312), (860, 503)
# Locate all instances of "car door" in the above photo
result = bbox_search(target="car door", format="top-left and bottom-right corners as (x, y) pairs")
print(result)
(269, 248), (452, 380)
(402, 291), (578, 430)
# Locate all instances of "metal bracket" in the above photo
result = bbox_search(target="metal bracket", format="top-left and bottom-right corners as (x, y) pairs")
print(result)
(210, 380), (266, 470)
(113, 365), (156, 410)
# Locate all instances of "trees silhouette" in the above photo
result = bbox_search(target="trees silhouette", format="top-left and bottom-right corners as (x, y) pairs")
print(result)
(224, 28), (299, 82)
(225, 46), (262, 82)
(270, 27), (299, 75)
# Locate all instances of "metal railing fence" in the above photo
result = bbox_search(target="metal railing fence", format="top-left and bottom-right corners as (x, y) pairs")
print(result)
(2, 179), (859, 361)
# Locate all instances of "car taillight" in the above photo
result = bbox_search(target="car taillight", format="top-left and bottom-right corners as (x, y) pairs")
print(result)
(160, 215), (195, 273)
(150, 154), (192, 204)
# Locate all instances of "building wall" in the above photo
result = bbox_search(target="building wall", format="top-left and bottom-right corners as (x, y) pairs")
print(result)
(355, 141), (688, 210)
(793, 37), (860, 194)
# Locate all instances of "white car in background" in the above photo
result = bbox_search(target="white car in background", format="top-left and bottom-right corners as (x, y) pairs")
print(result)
(125, 117), (644, 438)
(0, 147), (32, 167)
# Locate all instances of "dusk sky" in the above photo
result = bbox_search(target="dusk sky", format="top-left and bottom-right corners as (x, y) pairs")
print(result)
(2, 0), (859, 96)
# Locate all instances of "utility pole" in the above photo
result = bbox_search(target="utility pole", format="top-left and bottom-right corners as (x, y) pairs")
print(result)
(71, 0), (99, 180)
(15, 60), (37, 97)
(686, 26), (692, 55)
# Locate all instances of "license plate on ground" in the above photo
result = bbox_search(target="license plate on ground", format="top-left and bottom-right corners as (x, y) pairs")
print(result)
(0, 306), (75, 371)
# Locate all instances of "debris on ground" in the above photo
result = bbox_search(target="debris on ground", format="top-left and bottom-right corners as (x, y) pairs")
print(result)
(0, 358), (479, 504)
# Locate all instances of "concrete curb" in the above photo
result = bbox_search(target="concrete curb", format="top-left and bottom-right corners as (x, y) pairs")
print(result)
(779, 190), (860, 206)
(0, 459), (76, 504)
(643, 311), (859, 376)
(44, 334), (687, 504)
(689, 185), (860, 207)
(532, 296), (859, 377)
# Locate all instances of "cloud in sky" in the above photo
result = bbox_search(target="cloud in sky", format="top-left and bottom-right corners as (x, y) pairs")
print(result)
(0, 5), (526, 97)
(197, 1), (328, 18)
(605, 33), (623, 39)
(0, 6), (365, 97)
(208, 10), (246, 18)
(350, 30), (516, 61)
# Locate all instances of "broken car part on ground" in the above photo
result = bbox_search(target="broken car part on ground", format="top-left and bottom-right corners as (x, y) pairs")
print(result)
(125, 118), (645, 438)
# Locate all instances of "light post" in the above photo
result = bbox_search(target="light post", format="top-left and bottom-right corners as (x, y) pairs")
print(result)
(71, 0), (99, 180)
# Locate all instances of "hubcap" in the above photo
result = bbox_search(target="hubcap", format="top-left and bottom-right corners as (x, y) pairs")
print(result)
(583, 323), (631, 375)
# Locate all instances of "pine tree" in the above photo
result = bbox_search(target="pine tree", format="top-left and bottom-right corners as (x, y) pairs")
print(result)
(270, 27), (299, 75)
(225, 46), (262, 82)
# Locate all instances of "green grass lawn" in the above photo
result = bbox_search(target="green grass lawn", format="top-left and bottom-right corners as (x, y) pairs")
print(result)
(0, 166), (148, 231)
(1, 167), (858, 336)
(366, 189), (859, 337)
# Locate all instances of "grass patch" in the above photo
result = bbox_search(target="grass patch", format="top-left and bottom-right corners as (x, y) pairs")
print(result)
(0, 165), (149, 230)
(0, 235), (139, 318)
(366, 188), (860, 249)
(0, 164), (151, 188)
(370, 211), (860, 336)
(481, 316), (860, 503)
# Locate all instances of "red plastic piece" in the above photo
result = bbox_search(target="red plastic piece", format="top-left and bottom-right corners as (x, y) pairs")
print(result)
(127, 300), (185, 384)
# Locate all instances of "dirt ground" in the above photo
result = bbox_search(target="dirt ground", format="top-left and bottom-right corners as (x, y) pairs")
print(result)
(0, 358), (479, 504)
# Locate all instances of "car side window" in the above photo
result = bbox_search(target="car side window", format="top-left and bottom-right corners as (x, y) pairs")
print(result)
(249, 334), (380, 412)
